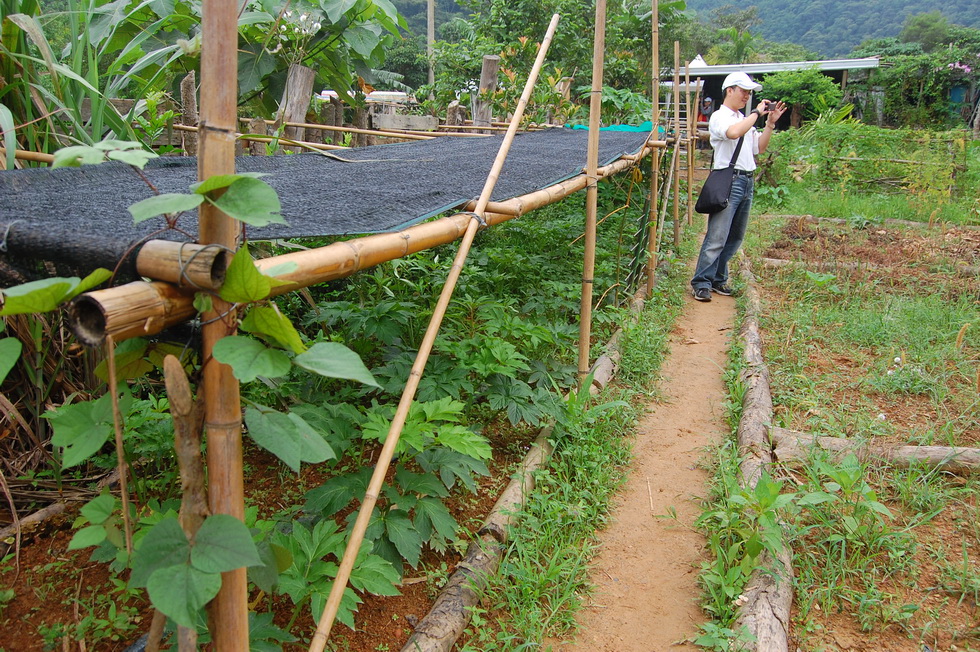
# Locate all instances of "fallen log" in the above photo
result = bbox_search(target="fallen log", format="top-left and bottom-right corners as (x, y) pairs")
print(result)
(770, 426), (980, 474)
(401, 427), (554, 652)
(733, 255), (793, 651)
(761, 257), (980, 278)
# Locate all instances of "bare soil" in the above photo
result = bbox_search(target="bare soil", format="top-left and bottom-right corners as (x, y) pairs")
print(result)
(548, 291), (736, 650)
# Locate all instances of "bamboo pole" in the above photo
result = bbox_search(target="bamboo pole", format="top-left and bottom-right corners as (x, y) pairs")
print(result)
(646, 0), (660, 296)
(577, 0), (606, 384)
(671, 41), (681, 247)
(0, 147), (54, 164)
(376, 127), (488, 138)
(655, 139), (677, 261)
(686, 65), (694, 226)
(237, 117), (436, 141)
(134, 240), (229, 290)
(306, 14), (563, 651)
(197, 0), (247, 647)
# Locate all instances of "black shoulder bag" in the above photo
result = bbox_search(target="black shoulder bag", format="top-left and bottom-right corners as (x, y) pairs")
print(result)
(694, 135), (745, 215)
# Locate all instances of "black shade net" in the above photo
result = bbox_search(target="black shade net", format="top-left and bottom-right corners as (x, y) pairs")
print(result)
(0, 128), (649, 282)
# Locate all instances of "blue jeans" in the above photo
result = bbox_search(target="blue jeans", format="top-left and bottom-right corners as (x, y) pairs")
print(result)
(691, 174), (753, 290)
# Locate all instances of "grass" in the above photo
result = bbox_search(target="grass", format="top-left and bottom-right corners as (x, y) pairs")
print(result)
(704, 199), (980, 650)
(759, 186), (980, 226)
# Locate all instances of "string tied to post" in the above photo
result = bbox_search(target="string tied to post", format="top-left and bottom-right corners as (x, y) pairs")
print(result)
(458, 211), (488, 228)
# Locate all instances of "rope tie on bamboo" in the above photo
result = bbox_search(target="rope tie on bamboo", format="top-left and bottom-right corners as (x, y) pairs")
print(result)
(585, 174), (599, 189)
(177, 242), (234, 290)
(0, 221), (24, 253)
(458, 211), (488, 228)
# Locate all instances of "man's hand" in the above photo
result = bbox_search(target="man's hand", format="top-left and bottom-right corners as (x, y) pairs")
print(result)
(758, 99), (788, 121)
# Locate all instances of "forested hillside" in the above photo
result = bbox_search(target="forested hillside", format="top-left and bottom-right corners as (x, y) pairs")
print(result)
(684, 0), (980, 57)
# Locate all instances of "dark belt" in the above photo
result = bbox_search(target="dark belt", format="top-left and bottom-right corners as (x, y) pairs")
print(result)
(733, 169), (754, 176)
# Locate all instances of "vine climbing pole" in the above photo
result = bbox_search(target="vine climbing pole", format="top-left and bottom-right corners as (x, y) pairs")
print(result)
(198, 0), (248, 647)
(577, 0), (607, 385)
(645, 0), (660, 296)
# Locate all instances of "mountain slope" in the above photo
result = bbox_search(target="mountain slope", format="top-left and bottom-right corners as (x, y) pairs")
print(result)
(684, 0), (980, 57)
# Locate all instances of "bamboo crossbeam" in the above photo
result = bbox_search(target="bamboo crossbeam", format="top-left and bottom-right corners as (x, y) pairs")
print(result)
(174, 124), (350, 151)
(0, 147), (54, 164)
(377, 127), (488, 138)
(238, 117), (435, 141)
(308, 14), (564, 651)
(134, 240), (229, 289)
(70, 281), (198, 345)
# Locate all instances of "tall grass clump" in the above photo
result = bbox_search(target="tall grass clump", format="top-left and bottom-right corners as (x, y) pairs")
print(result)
(756, 121), (980, 225)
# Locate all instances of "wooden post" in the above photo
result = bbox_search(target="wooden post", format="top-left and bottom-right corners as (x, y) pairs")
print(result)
(646, 0), (660, 296)
(446, 100), (467, 126)
(306, 15), (562, 651)
(278, 63), (316, 153)
(578, 0), (606, 386)
(198, 0), (246, 648)
(671, 42), (681, 247)
(180, 72), (198, 156)
(472, 55), (500, 133)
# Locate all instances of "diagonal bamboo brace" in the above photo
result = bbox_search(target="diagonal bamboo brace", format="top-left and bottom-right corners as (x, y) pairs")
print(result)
(307, 13), (563, 652)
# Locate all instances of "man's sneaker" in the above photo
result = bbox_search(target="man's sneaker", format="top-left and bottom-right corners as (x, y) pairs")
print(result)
(711, 284), (734, 296)
(692, 287), (712, 302)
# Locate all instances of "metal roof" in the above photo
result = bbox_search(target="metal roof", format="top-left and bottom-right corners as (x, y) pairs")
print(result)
(677, 57), (881, 76)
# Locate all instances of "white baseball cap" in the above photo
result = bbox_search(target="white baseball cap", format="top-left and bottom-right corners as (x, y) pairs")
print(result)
(722, 71), (762, 91)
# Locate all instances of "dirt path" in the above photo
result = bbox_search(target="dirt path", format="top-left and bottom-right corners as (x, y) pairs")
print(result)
(549, 291), (736, 651)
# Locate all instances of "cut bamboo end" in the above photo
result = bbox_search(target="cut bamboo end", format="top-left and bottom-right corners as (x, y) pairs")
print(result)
(69, 281), (196, 346)
(135, 240), (229, 290)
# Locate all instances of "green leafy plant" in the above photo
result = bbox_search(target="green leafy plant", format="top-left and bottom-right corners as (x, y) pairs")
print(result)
(272, 519), (400, 630)
(129, 514), (262, 627)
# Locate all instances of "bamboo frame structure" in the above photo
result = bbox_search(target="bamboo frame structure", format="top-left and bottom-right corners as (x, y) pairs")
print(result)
(646, 0), (660, 296)
(197, 0), (248, 647)
(307, 13), (563, 650)
(577, 0), (607, 384)
(69, 147), (660, 346)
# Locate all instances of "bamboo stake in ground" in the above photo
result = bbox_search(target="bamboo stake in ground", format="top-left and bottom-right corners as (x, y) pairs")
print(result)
(686, 66), (695, 226)
(306, 14), (563, 651)
(105, 336), (134, 558)
(645, 0), (660, 296)
(577, 0), (607, 385)
(197, 0), (247, 648)
(671, 41), (681, 247)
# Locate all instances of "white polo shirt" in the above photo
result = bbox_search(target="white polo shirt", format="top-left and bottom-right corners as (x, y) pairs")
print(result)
(708, 104), (760, 172)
